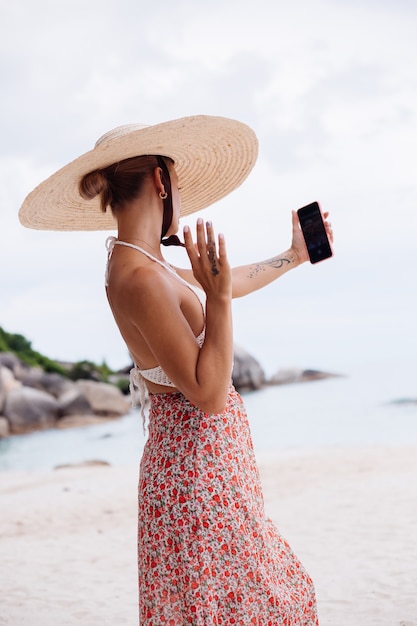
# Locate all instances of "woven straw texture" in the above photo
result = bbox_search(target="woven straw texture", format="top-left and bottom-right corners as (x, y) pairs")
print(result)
(18, 115), (258, 231)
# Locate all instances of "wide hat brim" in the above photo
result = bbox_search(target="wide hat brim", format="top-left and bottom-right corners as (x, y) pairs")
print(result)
(18, 115), (258, 231)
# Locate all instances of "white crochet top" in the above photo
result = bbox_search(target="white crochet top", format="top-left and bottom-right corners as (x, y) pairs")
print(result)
(105, 237), (206, 425)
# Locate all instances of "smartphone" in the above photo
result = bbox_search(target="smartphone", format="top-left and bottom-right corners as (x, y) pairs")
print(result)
(297, 201), (333, 264)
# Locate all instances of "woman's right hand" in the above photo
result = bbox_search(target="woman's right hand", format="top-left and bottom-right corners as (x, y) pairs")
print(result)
(183, 218), (232, 301)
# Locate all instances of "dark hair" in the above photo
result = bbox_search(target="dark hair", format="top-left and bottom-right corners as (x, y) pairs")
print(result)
(79, 154), (183, 246)
(78, 155), (173, 214)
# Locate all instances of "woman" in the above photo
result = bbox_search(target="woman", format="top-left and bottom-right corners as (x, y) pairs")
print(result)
(19, 115), (332, 624)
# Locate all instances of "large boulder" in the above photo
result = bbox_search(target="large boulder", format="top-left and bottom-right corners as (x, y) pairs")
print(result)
(0, 366), (22, 414)
(268, 368), (306, 385)
(57, 414), (113, 429)
(268, 368), (339, 385)
(0, 352), (27, 376)
(19, 369), (73, 398)
(232, 345), (265, 391)
(58, 387), (93, 416)
(4, 386), (59, 434)
(75, 380), (130, 416)
(0, 416), (10, 438)
(0, 365), (21, 393)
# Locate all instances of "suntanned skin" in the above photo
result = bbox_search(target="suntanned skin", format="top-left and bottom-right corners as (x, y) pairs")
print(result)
(176, 209), (332, 298)
(105, 162), (333, 414)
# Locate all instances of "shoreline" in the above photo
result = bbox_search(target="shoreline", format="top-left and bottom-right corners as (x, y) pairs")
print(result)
(1, 445), (416, 625)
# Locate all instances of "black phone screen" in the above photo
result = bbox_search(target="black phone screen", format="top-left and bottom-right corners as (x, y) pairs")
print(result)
(297, 202), (333, 264)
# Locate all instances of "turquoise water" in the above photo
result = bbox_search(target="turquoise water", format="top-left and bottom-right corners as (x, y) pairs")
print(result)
(0, 358), (415, 472)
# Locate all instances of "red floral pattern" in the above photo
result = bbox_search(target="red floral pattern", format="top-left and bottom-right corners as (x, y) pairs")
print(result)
(138, 385), (318, 625)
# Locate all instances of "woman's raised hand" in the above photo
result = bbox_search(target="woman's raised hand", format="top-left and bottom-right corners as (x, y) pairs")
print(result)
(184, 218), (232, 300)
(290, 209), (334, 264)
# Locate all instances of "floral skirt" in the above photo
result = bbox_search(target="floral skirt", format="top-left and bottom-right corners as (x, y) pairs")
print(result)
(138, 385), (318, 625)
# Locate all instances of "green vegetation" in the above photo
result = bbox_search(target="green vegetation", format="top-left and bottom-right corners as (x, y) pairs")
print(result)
(0, 326), (67, 375)
(67, 359), (113, 382)
(113, 377), (130, 395)
(0, 327), (128, 391)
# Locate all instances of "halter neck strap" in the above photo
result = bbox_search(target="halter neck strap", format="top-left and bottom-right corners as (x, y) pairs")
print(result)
(105, 237), (206, 310)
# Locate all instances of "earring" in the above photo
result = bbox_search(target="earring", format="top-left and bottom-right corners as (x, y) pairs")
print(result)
(159, 191), (168, 199)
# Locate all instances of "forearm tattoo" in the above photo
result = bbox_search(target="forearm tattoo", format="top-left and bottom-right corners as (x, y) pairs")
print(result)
(247, 256), (291, 278)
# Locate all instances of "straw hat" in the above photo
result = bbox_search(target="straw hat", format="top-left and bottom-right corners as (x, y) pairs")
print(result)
(18, 115), (258, 231)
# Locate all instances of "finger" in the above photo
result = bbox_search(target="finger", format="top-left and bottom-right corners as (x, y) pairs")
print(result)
(196, 217), (207, 255)
(218, 232), (227, 262)
(292, 210), (300, 229)
(205, 220), (216, 245)
(205, 221), (219, 276)
(325, 218), (334, 241)
(183, 225), (198, 262)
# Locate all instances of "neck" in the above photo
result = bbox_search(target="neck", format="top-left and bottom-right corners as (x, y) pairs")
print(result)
(117, 219), (164, 261)
(116, 194), (164, 258)
(119, 236), (161, 256)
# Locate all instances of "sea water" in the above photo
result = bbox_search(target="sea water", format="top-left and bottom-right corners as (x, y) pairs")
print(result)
(0, 357), (415, 472)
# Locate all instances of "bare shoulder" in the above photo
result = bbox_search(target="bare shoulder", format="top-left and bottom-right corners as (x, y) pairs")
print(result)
(123, 265), (176, 304)
(115, 264), (180, 320)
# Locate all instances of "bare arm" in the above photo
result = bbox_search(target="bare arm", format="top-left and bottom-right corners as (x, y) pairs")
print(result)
(232, 247), (300, 297)
(177, 210), (333, 298)
(125, 219), (233, 414)
(182, 219), (233, 412)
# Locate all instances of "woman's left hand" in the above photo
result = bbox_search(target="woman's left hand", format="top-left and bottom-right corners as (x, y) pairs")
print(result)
(183, 218), (232, 301)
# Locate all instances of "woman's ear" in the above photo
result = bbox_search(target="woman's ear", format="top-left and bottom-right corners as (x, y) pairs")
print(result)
(153, 166), (166, 197)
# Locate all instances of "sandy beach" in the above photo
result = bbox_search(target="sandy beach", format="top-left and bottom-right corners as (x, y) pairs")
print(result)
(1, 445), (416, 626)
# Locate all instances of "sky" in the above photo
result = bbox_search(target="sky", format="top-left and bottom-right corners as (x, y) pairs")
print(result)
(1, 0), (416, 378)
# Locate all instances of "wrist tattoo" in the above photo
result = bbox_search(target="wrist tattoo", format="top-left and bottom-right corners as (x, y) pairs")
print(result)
(248, 256), (291, 278)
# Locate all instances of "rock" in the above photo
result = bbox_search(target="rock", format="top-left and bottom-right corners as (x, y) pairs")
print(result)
(0, 352), (27, 375)
(19, 368), (73, 398)
(54, 459), (111, 469)
(56, 414), (117, 429)
(389, 398), (417, 405)
(4, 386), (59, 434)
(1, 342), (340, 439)
(0, 416), (10, 438)
(75, 380), (130, 416)
(0, 365), (22, 393)
(301, 369), (338, 381)
(0, 366), (21, 414)
(268, 368), (339, 385)
(58, 387), (93, 416)
(0, 351), (131, 436)
(269, 368), (305, 384)
(232, 345), (265, 391)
